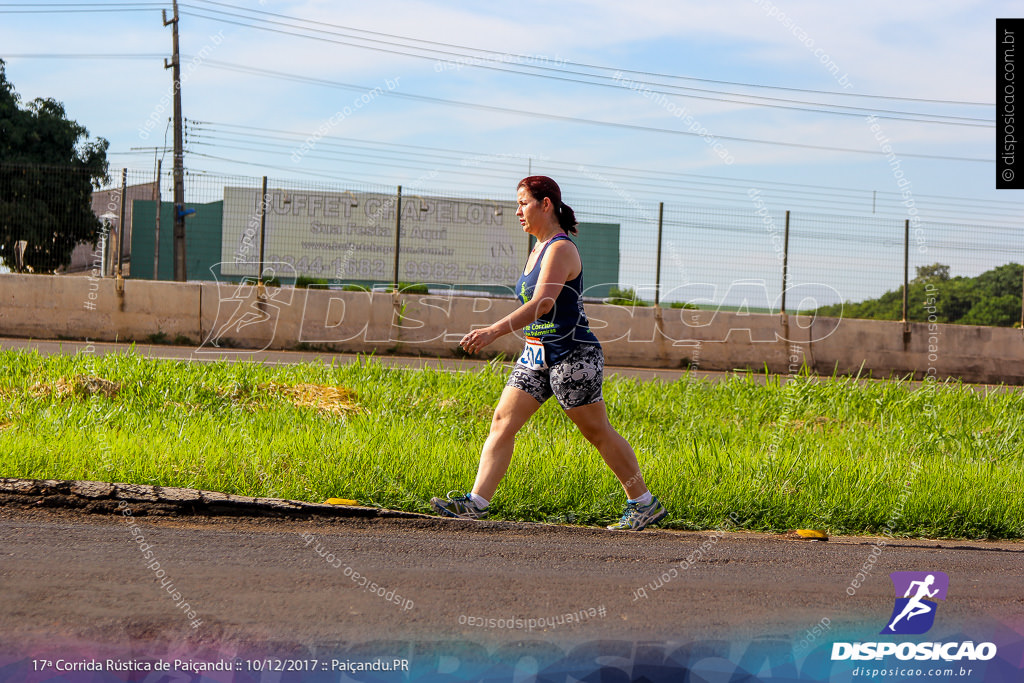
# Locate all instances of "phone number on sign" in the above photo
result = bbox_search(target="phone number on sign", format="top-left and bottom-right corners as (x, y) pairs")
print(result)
(264, 255), (519, 282)
(265, 255), (380, 278)
(404, 260), (519, 282)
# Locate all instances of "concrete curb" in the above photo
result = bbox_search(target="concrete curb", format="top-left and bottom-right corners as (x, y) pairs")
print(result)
(0, 477), (433, 520)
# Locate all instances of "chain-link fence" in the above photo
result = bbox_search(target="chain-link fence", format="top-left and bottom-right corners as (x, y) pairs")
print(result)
(2, 162), (1021, 323)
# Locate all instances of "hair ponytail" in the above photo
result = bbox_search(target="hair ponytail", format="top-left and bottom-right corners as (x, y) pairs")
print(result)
(557, 201), (578, 235)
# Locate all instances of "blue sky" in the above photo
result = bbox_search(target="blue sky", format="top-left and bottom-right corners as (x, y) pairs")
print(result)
(1, 1), (1019, 302)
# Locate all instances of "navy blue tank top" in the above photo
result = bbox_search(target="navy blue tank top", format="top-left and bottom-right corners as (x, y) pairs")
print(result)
(515, 234), (599, 365)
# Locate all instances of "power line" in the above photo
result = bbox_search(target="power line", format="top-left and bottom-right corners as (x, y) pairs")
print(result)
(18, 42), (988, 126)
(189, 119), (1012, 207)
(185, 0), (993, 108)
(185, 120), (1022, 222)
(0, 3), (161, 13)
(12, 0), (991, 109)
(16, 2), (997, 212)
(0, 3), (995, 128)
(169, 146), (1024, 237)
(196, 60), (992, 164)
(176, 5), (990, 127)
(0, 0), (996, 119)
(2, 53), (164, 58)
(0, 2), (163, 5)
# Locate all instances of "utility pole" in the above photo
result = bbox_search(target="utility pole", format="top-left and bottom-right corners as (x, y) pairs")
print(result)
(164, 0), (186, 281)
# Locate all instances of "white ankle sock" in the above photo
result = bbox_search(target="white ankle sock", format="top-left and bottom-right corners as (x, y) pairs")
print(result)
(468, 492), (489, 508)
(629, 491), (653, 506)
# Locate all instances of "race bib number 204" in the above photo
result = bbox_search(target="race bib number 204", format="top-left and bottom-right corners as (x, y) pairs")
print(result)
(518, 337), (547, 370)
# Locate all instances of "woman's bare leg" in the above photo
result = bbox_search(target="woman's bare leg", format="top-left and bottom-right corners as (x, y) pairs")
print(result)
(470, 386), (543, 502)
(565, 400), (648, 499)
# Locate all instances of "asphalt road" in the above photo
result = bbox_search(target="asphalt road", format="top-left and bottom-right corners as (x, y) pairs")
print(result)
(2, 504), (1022, 679)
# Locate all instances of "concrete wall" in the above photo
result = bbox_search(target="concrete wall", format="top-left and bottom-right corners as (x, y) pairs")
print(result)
(3, 273), (1022, 384)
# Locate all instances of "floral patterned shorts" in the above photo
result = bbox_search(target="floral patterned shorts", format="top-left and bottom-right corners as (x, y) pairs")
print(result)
(506, 343), (604, 410)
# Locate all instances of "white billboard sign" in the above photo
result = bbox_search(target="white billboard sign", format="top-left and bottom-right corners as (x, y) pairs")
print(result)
(221, 187), (523, 285)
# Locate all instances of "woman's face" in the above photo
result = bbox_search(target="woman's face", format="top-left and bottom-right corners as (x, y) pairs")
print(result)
(516, 185), (548, 236)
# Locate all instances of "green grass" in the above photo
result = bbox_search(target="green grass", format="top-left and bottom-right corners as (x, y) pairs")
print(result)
(1, 349), (1022, 539)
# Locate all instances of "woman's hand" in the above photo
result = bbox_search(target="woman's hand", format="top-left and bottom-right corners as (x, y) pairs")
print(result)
(459, 240), (580, 353)
(460, 326), (502, 355)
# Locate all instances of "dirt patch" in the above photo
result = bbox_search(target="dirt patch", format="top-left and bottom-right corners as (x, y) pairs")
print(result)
(27, 374), (122, 399)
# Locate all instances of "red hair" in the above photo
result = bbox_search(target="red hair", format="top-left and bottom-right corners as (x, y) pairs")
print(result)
(517, 176), (578, 235)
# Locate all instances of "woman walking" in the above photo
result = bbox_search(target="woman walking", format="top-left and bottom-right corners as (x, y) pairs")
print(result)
(430, 176), (666, 531)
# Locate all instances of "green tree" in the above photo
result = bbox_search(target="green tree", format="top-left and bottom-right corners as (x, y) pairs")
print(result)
(961, 294), (1019, 327)
(974, 262), (1024, 298)
(815, 262), (1023, 327)
(0, 58), (109, 272)
(913, 263), (950, 283)
(606, 286), (649, 306)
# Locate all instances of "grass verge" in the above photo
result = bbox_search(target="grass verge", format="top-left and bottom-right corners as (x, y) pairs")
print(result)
(0, 349), (1021, 539)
